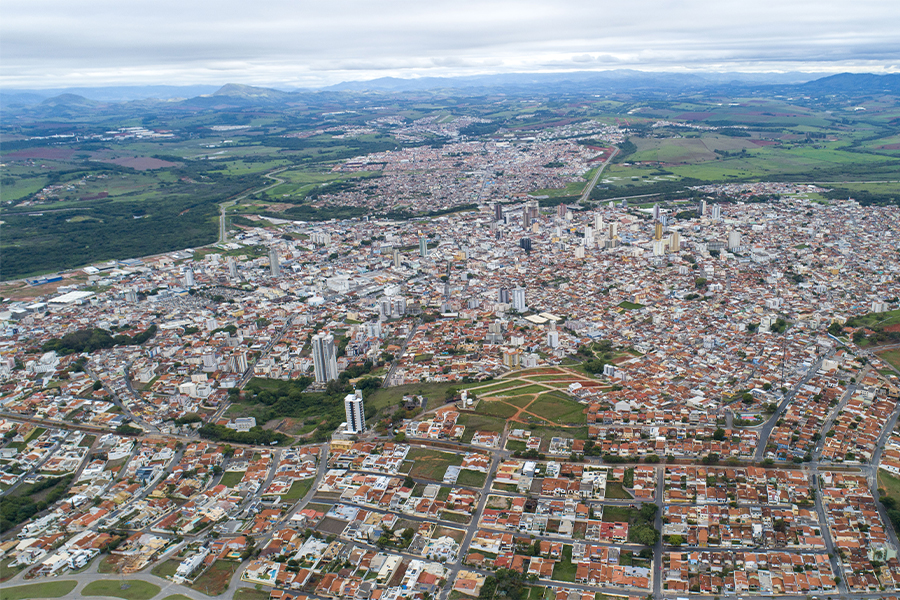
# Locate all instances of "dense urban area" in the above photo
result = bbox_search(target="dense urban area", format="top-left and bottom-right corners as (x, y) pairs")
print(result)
(2, 78), (900, 600)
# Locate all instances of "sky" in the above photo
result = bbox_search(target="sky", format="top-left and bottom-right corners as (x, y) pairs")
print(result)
(2, 0), (899, 89)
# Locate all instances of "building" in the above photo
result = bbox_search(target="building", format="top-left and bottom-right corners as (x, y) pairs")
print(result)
(710, 204), (722, 220)
(494, 203), (503, 221)
(499, 288), (510, 304)
(512, 288), (526, 312)
(654, 222), (663, 241)
(652, 204), (660, 221)
(393, 249), (402, 269)
(312, 332), (338, 383)
(344, 389), (366, 435)
(519, 238), (532, 252)
(728, 230), (741, 252)
(608, 222), (618, 239)
(227, 257), (238, 278)
(183, 268), (195, 288)
(419, 236), (428, 259)
(269, 248), (281, 277)
(669, 232), (681, 253)
(699, 199), (707, 216)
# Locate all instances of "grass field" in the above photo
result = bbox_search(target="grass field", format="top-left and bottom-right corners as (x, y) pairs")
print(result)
(151, 558), (180, 579)
(162, 595), (195, 600)
(406, 448), (465, 481)
(551, 545), (577, 582)
(456, 469), (487, 487)
(495, 384), (550, 396)
(219, 470), (245, 488)
(191, 560), (238, 596)
(605, 482), (633, 500)
(474, 400), (519, 419)
(601, 506), (636, 523)
(233, 590), (271, 600)
(457, 414), (507, 443)
(878, 349), (900, 372)
(618, 301), (645, 310)
(879, 470), (900, 502)
(528, 393), (586, 425)
(467, 380), (532, 395)
(281, 478), (314, 502)
(83, 580), (161, 600)
(0, 557), (25, 583)
(502, 395), (536, 408)
(0, 581), (77, 600)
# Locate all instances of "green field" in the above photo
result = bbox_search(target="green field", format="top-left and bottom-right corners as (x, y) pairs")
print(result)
(879, 350), (900, 372)
(83, 580), (160, 600)
(495, 384), (550, 396)
(879, 470), (900, 503)
(281, 477), (315, 502)
(0, 581), (78, 600)
(528, 393), (586, 425)
(406, 448), (465, 481)
(456, 414), (508, 443)
(551, 545), (577, 582)
(151, 558), (180, 579)
(219, 470), (245, 488)
(190, 560), (238, 595)
(456, 469), (488, 487)
(475, 400), (519, 419)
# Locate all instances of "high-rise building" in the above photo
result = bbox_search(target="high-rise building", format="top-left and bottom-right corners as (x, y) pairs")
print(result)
(547, 330), (559, 348)
(512, 287), (526, 312)
(556, 204), (567, 218)
(311, 332), (338, 383)
(227, 257), (238, 278)
(124, 288), (138, 303)
(654, 222), (663, 241)
(699, 200), (707, 216)
(269, 248), (280, 277)
(344, 389), (366, 434)
(728, 230), (741, 252)
(652, 204), (660, 221)
(519, 237), (532, 252)
(499, 288), (510, 304)
(711, 204), (722, 220)
(183, 268), (195, 288)
(392, 249), (402, 269)
(494, 203), (503, 221)
(669, 231), (681, 253)
(419, 236), (428, 259)
(594, 213), (604, 231)
(608, 222), (618, 239)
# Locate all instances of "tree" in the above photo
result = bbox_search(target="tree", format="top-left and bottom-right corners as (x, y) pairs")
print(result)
(92, 380), (103, 391)
(669, 534), (684, 546)
(712, 428), (726, 441)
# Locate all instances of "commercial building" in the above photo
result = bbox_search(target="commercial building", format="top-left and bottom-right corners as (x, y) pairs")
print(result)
(312, 332), (338, 383)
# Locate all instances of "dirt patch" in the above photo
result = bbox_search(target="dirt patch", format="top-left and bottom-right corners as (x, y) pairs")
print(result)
(883, 324), (900, 333)
(878, 143), (900, 150)
(751, 140), (780, 146)
(317, 517), (349, 536)
(101, 157), (179, 170)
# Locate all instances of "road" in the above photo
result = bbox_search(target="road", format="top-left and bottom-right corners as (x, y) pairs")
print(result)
(217, 167), (288, 244)
(754, 350), (834, 461)
(579, 147), (618, 204)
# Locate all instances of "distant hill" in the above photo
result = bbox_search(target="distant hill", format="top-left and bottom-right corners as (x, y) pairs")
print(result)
(40, 93), (100, 108)
(797, 72), (900, 94)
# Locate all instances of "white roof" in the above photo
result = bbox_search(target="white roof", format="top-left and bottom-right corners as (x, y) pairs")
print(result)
(49, 291), (94, 304)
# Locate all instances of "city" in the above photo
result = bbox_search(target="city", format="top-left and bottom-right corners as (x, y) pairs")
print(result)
(2, 176), (900, 600)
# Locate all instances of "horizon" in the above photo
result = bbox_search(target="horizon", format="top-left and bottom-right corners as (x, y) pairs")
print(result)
(2, 0), (899, 89)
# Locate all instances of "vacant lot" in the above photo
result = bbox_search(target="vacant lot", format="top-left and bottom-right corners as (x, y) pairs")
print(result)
(83, 580), (161, 600)
(475, 400), (519, 419)
(878, 349), (900, 372)
(219, 470), (245, 488)
(528, 393), (586, 425)
(191, 560), (238, 596)
(0, 581), (77, 600)
(407, 448), (464, 481)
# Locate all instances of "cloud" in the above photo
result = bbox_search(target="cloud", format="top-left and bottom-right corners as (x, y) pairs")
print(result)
(2, 0), (899, 87)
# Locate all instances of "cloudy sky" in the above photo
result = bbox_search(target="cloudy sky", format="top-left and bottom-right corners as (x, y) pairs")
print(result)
(2, 0), (899, 89)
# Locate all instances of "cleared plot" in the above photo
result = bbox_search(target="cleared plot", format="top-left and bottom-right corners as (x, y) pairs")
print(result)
(406, 448), (464, 481)
(281, 478), (314, 502)
(528, 393), (586, 425)
(83, 580), (161, 600)
(502, 395), (536, 408)
(190, 560), (238, 596)
(151, 558), (180, 578)
(475, 400), (519, 419)
(0, 581), (77, 600)
(457, 414), (507, 444)
(466, 380), (532, 395)
(219, 470), (245, 488)
(456, 469), (487, 487)
(495, 384), (551, 396)
(879, 350), (900, 372)
(233, 590), (271, 600)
